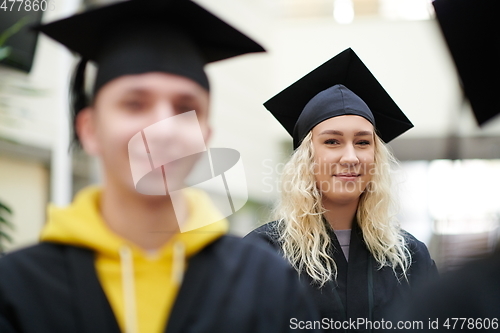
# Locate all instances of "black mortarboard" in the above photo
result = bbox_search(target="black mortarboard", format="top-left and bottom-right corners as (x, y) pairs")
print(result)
(264, 48), (413, 149)
(433, 0), (500, 126)
(35, 0), (265, 107)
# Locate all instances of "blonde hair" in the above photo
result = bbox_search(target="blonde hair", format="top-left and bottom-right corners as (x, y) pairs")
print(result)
(272, 131), (411, 286)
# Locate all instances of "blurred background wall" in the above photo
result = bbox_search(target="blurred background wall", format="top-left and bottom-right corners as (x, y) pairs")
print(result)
(1, 0), (499, 271)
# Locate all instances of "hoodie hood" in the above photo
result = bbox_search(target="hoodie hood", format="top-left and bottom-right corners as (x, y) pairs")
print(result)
(40, 186), (228, 257)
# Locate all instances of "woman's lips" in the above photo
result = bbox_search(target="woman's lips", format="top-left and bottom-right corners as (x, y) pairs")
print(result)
(334, 173), (361, 181)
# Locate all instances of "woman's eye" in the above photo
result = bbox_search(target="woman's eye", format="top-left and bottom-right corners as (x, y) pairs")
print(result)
(324, 139), (340, 145)
(357, 140), (371, 146)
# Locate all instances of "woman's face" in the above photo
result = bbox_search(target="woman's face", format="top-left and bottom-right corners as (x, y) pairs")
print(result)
(77, 72), (211, 196)
(311, 115), (375, 205)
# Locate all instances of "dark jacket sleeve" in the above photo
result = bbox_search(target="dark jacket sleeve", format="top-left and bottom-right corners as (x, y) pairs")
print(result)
(245, 225), (324, 331)
(244, 221), (281, 251)
(391, 251), (500, 332)
(404, 232), (439, 287)
(166, 235), (323, 333)
(0, 316), (16, 333)
(0, 244), (77, 333)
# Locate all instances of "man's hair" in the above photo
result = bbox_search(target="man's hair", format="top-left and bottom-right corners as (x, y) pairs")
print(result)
(69, 59), (90, 149)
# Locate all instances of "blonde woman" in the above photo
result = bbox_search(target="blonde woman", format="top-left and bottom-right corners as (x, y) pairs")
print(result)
(246, 49), (438, 329)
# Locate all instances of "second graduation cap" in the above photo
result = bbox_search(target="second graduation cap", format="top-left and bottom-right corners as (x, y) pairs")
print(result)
(264, 48), (413, 149)
(433, 0), (500, 126)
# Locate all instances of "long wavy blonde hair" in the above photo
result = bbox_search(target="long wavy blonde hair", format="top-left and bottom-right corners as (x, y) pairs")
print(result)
(272, 131), (411, 287)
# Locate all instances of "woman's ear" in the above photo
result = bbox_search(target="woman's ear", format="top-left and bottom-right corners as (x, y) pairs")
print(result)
(75, 107), (100, 156)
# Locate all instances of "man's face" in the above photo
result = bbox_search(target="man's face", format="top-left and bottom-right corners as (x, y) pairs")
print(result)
(77, 72), (211, 196)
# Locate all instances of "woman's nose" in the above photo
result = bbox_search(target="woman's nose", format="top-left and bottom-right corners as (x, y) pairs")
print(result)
(339, 144), (359, 166)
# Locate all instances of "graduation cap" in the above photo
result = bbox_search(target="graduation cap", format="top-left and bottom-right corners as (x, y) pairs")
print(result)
(264, 48), (413, 149)
(433, 0), (500, 126)
(35, 0), (265, 114)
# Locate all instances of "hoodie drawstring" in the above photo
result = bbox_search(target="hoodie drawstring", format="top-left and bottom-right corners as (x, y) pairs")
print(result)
(172, 241), (186, 285)
(120, 246), (138, 333)
(119, 241), (185, 333)
(119, 242), (185, 333)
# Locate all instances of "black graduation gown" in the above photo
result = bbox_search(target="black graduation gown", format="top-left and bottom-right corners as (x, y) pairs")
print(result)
(0, 235), (321, 333)
(392, 250), (500, 332)
(245, 221), (438, 332)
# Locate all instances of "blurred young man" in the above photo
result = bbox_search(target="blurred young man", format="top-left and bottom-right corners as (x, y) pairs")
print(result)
(0, 1), (320, 332)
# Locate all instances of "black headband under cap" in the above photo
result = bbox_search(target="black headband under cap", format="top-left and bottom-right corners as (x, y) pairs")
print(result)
(264, 48), (413, 149)
(293, 84), (375, 149)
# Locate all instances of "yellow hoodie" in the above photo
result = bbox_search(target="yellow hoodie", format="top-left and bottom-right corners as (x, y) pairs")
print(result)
(40, 186), (228, 333)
